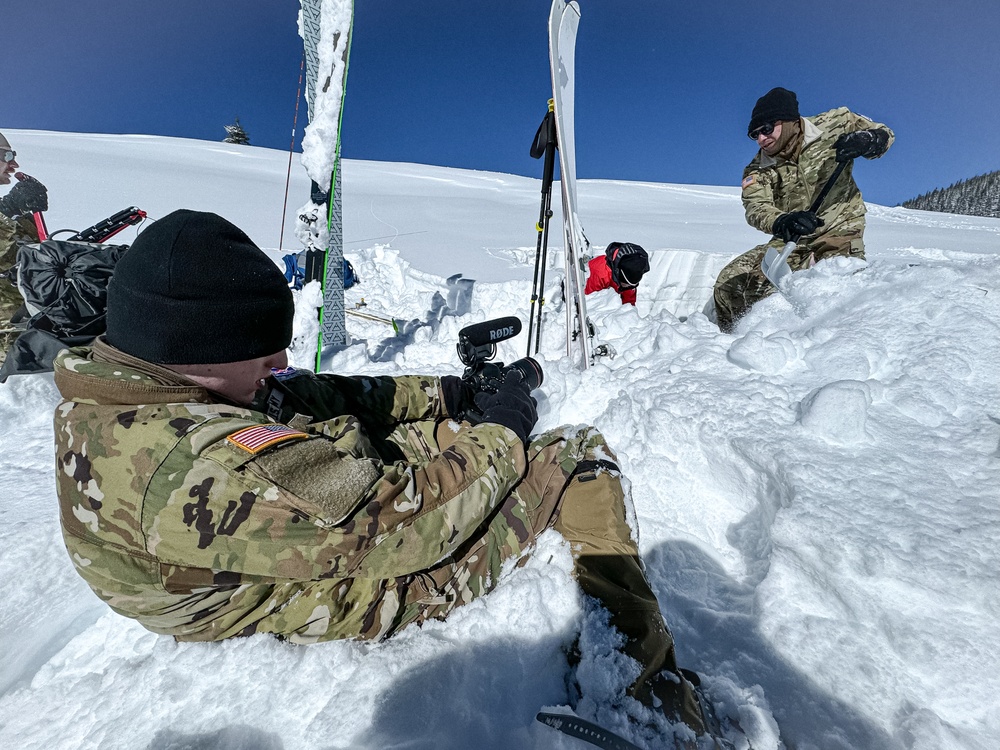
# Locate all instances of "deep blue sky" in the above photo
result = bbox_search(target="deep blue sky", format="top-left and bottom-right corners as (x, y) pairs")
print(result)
(5, 1), (1000, 206)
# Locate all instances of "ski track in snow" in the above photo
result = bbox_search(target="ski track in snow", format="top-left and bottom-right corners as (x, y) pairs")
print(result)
(2, 131), (1000, 750)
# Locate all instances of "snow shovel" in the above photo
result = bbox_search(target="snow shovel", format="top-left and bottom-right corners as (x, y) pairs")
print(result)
(761, 160), (849, 289)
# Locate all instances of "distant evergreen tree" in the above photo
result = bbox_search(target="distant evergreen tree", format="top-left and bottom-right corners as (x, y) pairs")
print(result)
(902, 169), (1000, 217)
(223, 117), (250, 146)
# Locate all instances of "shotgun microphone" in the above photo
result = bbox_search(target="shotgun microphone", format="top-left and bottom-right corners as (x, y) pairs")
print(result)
(458, 316), (522, 347)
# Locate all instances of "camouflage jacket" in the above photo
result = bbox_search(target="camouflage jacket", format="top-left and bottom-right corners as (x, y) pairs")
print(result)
(0, 213), (15, 267)
(741, 108), (895, 239)
(1, 213), (38, 340)
(0, 212), (39, 270)
(53, 339), (526, 642)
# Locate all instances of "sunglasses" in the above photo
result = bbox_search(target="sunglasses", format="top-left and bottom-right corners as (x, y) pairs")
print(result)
(1, 150), (15, 163)
(748, 122), (775, 140)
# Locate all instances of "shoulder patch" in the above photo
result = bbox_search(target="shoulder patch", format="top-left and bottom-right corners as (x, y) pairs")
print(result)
(742, 174), (757, 189)
(270, 366), (304, 382)
(227, 424), (310, 454)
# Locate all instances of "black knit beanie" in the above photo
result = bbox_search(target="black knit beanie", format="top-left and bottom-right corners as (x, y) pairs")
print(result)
(106, 209), (294, 364)
(748, 87), (800, 135)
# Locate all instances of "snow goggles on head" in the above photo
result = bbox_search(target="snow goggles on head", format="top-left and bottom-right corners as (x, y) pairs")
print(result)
(1, 150), (15, 163)
(748, 122), (776, 140)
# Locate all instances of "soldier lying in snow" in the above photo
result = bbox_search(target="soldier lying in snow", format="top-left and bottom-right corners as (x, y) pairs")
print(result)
(52, 209), (718, 742)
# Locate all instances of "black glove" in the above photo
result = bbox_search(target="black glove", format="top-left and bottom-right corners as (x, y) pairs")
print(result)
(833, 129), (890, 162)
(472, 371), (538, 443)
(440, 375), (476, 420)
(0, 177), (49, 218)
(772, 211), (824, 242)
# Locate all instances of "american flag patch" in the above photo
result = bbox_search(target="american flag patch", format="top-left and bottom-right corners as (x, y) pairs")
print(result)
(742, 174), (757, 189)
(226, 424), (309, 454)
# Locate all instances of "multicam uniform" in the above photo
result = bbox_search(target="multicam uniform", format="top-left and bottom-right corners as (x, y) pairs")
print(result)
(53, 337), (708, 734)
(713, 107), (894, 332)
(0, 213), (37, 359)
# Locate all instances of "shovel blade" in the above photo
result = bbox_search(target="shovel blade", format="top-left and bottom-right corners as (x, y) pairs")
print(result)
(761, 241), (797, 290)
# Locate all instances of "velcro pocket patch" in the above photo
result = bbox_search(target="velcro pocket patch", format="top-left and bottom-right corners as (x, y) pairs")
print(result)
(248, 436), (382, 526)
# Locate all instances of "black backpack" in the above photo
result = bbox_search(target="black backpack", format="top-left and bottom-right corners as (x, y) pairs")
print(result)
(0, 239), (127, 381)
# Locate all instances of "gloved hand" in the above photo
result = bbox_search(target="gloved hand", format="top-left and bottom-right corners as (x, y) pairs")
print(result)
(0, 176), (48, 218)
(472, 370), (538, 443)
(772, 210), (824, 242)
(833, 129), (890, 162)
(440, 375), (476, 420)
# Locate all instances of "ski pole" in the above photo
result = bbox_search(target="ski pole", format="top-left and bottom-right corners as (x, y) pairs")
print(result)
(527, 100), (558, 356)
(32, 211), (48, 241)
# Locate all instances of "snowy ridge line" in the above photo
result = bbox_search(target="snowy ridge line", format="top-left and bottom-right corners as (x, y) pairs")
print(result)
(866, 203), (1000, 231)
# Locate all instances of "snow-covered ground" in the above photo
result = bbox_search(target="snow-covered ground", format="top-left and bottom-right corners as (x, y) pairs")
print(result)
(2, 131), (999, 750)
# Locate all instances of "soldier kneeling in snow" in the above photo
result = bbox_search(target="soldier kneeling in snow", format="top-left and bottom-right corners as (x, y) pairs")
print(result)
(52, 210), (714, 742)
(713, 87), (893, 332)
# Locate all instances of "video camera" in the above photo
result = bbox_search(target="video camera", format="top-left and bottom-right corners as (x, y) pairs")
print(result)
(457, 316), (543, 396)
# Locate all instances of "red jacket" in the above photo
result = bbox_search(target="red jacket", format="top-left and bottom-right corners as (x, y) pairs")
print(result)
(584, 256), (636, 305)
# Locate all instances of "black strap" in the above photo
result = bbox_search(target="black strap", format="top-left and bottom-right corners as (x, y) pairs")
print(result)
(569, 459), (620, 481)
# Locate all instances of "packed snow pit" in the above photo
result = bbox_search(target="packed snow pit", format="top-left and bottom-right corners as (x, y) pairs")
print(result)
(2, 131), (1000, 749)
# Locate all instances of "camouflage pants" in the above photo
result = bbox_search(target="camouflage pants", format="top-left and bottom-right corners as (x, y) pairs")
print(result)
(269, 420), (706, 733)
(0, 283), (23, 360)
(387, 423), (658, 626)
(713, 233), (864, 333)
(0, 244), (25, 362)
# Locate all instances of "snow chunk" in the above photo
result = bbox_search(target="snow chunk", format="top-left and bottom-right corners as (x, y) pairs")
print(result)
(727, 331), (798, 374)
(798, 380), (872, 444)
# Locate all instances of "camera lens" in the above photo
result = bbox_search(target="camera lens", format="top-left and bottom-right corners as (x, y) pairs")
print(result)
(506, 357), (543, 391)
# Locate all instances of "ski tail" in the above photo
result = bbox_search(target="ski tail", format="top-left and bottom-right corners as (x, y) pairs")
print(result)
(536, 711), (643, 750)
(315, 4), (355, 372)
(68, 207), (147, 244)
(299, 0), (355, 373)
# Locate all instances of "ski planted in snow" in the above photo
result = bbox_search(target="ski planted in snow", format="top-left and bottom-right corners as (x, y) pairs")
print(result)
(536, 711), (643, 750)
(298, 0), (354, 372)
(548, 0), (594, 370)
